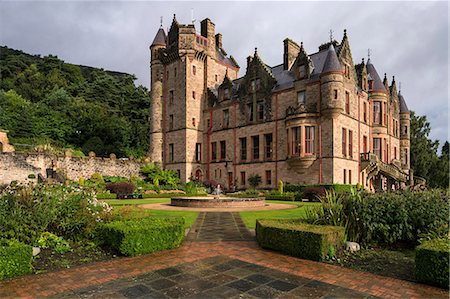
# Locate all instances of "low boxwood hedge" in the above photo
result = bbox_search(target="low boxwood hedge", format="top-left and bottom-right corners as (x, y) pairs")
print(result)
(415, 239), (449, 288)
(265, 193), (295, 201)
(98, 217), (184, 256)
(96, 192), (117, 200)
(0, 239), (33, 279)
(285, 184), (355, 195)
(256, 219), (345, 261)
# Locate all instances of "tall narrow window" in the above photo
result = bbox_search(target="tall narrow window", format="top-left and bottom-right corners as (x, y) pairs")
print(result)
(192, 118), (196, 127)
(293, 127), (301, 156)
(211, 142), (217, 161)
(345, 92), (350, 114)
(297, 91), (305, 105)
(192, 65), (196, 75)
(247, 104), (254, 122)
(265, 170), (272, 185)
(373, 138), (381, 159)
(404, 148), (408, 165)
(240, 138), (247, 161)
(394, 146), (397, 160)
(343, 169), (347, 184)
(334, 89), (338, 100)
(252, 135), (260, 160)
(349, 170), (352, 184)
(383, 102), (387, 125)
(348, 130), (353, 158)
(257, 103), (264, 121)
(220, 140), (226, 160)
(169, 114), (174, 130)
(342, 128), (347, 157)
(192, 91), (196, 100)
(363, 135), (368, 153)
(384, 139), (388, 162)
(264, 133), (273, 159)
(169, 144), (174, 162)
(223, 109), (229, 128)
(305, 126), (315, 154)
(174, 67), (177, 77)
(169, 90), (174, 104)
(363, 102), (367, 122)
(373, 102), (381, 124)
(215, 74), (218, 82)
(403, 125), (408, 135)
(195, 143), (201, 162)
(240, 172), (246, 185)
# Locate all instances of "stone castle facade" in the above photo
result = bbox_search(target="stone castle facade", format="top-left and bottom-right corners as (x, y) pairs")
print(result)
(148, 16), (411, 192)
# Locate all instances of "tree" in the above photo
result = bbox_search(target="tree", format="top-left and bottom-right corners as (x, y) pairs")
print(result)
(248, 174), (262, 189)
(410, 111), (448, 188)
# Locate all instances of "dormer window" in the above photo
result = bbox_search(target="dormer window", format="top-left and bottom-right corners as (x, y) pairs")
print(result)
(224, 88), (230, 100)
(297, 91), (305, 105)
(299, 65), (306, 79)
(257, 103), (264, 121)
(251, 79), (261, 92)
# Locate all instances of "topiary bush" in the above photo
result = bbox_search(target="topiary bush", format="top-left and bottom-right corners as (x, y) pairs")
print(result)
(0, 239), (32, 279)
(256, 219), (345, 261)
(415, 238), (449, 288)
(98, 217), (184, 256)
(105, 182), (136, 199)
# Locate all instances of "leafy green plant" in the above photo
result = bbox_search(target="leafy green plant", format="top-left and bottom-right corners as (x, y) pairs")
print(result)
(140, 163), (180, 188)
(248, 174), (262, 189)
(278, 180), (284, 194)
(0, 239), (32, 279)
(36, 232), (71, 254)
(90, 172), (104, 184)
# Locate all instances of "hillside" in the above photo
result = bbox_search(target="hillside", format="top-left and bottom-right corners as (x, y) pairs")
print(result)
(0, 46), (150, 158)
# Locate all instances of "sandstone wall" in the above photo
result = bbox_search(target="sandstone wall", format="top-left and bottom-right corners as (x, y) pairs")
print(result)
(0, 152), (142, 184)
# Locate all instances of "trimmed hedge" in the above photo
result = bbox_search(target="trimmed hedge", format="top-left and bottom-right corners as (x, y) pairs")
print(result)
(0, 239), (33, 279)
(96, 192), (117, 200)
(285, 184), (355, 196)
(265, 192), (295, 201)
(415, 239), (449, 288)
(98, 217), (184, 256)
(256, 219), (345, 261)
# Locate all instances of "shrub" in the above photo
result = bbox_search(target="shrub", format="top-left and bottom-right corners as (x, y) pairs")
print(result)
(140, 163), (180, 188)
(27, 174), (36, 179)
(256, 219), (345, 261)
(248, 174), (262, 189)
(0, 239), (32, 279)
(36, 232), (71, 254)
(304, 190), (344, 227)
(265, 191), (295, 201)
(90, 172), (104, 184)
(98, 217), (184, 256)
(415, 238), (449, 288)
(105, 182), (136, 199)
(103, 176), (128, 183)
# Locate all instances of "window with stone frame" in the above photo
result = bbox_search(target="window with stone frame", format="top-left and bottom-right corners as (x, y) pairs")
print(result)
(373, 102), (381, 124)
(223, 109), (230, 128)
(220, 140), (226, 160)
(251, 79), (261, 92)
(334, 89), (338, 100)
(348, 130), (353, 158)
(252, 135), (260, 160)
(169, 90), (174, 105)
(383, 103), (387, 126)
(211, 142), (217, 161)
(240, 137), (247, 161)
(257, 102), (264, 121)
(247, 103), (254, 122)
(297, 91), (306, 106)
(224, 88), (230, 100)
(305, 126), (315, 155)
(363, 102), (367, 122)
(195, 143), (201, 162)
(192, 91), (196, 100)
(264, 133), (273, 160)
(192, 65), (196, 75)
(342, 128), (347, 157)
(292, 127), (301, 156)
(169, 144), (174, 162)
(349, 169), (352, 184)
(192, 118), (196, 127)
(345, 91), (350, 114)
(169, 114), (174, 131)
(265, 170), (272, 185)
(240, 171), (246, 185)
(299, 65), (306, 79)
(373, 138), (381, 159)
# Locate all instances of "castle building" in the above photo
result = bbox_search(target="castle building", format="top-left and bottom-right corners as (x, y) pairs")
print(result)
(148, 16), (411, 192)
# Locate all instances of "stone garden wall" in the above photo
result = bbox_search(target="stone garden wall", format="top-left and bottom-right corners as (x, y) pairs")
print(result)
(0, 152), (143, 184)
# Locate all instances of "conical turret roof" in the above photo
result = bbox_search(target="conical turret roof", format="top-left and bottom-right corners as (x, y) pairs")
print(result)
(321, 44), (342, 74)
(398, 91), (409, 113)
(151, 27), (166, 47)
(366, 59), (386, 91)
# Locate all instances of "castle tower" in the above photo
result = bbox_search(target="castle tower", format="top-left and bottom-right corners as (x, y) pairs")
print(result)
(148, 26), (166, 164)
(398, 90), (410, 170)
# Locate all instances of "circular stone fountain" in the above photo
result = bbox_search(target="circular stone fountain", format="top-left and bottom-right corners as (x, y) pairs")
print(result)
(170, 185), (266, 209)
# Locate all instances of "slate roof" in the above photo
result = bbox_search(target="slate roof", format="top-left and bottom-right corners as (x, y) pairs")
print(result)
(321, 44), (343, 74)
(398, 92), (409, 113)
(366, 59), (386, 91)
(151, 28), (166, 47)
(216, 48), (239, 69)
(271, 64), (294, 92)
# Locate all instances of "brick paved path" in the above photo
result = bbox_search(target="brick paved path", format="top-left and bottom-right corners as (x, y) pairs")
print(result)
(186, 212), (254, 241)
(0, 213), (447, 299)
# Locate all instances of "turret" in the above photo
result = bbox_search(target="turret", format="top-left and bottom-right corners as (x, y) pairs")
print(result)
(320, 43), (344, 116)
(399, 90), (410, 170)
(148, 25), (167, 164)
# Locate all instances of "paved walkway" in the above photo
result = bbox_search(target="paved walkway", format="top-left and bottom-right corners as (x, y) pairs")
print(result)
(0, 213), (447, 299)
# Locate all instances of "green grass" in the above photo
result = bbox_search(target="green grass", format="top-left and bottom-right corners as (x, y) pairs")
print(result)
(240, 201), (320, 229)
(104, 198), (170, 206)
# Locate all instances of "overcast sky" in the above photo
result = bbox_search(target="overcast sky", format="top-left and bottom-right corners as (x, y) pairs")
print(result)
(0, 1), (448, 146)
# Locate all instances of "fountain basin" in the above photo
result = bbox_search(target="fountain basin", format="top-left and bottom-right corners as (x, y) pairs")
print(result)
(171, 196), (266, 208)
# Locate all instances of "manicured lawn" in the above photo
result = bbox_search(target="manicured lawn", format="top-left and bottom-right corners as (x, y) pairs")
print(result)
(105, 199), (198, 229)
(240, 201), (320, 229)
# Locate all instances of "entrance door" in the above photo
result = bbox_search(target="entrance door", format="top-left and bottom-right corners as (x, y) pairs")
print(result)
(227, 172), (233, 191)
